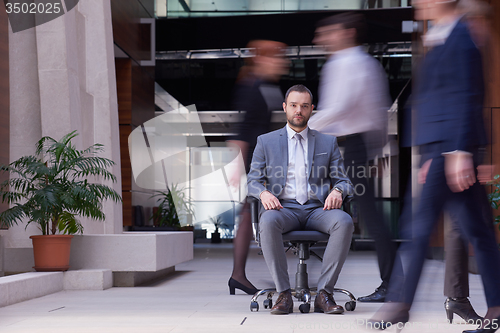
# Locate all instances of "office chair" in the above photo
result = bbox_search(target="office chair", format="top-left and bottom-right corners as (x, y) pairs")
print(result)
(248, 196), (357, 313)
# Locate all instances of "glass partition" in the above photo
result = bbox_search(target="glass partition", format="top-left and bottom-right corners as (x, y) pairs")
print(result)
(189, 146), (245, 238)
(157, 0), (411, 18)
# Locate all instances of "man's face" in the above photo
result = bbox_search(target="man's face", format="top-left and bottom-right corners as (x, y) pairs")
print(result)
(313, 23), (352, 52)
(255, 54), (289, 80)
(283, 91), (314, 131)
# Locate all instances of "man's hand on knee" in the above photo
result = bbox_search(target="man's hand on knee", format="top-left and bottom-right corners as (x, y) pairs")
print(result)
(260, 191), (283, 210)
(324, 190), (343, 210)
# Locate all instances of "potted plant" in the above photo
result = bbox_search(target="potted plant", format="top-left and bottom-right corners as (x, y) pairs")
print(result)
(0, 131), (121, 271)
(487, 174), (500, 244)
(149, 184), (195, 230)
(208, 215), (229, 243)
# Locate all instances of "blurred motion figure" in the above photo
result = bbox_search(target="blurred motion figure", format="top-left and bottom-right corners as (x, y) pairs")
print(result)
(442, 0), (494, 324)
(228, 40), (288, 295)
(370, 1), (500, 332)
(309, 12), (396, 303)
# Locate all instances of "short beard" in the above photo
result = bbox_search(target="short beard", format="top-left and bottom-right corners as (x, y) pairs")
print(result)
(288, 117), (308, 129)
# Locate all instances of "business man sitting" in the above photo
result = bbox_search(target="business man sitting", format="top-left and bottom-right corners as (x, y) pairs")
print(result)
(247, 84), (354, 315)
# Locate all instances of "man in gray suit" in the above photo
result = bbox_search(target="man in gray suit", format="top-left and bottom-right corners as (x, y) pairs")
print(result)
(247, 84), (354, 315)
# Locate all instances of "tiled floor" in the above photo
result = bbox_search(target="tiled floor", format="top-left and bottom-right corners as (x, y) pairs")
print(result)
(0, 243), (487, 333)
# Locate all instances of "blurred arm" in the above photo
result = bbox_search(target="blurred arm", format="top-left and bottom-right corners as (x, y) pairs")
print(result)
(246, 136), (283, 210)
(443, 35), (484, 192)
(329, 137), (354, 199)
(246, 136), (268, 199)
(227, 140), (248, 188)
(309, 52), (389, 137)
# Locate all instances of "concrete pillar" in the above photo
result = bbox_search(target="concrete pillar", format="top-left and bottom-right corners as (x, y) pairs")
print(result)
(34, 1), (122, 234)
(4, 0), (122, 272)
(8, 17), (43, 251)
(78, 0), (122, 234)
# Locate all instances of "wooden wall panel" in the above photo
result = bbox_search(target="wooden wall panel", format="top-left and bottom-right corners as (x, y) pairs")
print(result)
(116, 58), (132, 125)
(116, 58), (133, 227)
(112, 0), (155, 227)
(0, 3), (9, 221)
(119, 125), (132, 192)
(131, 62), (155, 127)
(118, 122), (132, 227)
(122, 191), (133, 227)
(110, 0), (153, 62)
(486, 0), (500, 108)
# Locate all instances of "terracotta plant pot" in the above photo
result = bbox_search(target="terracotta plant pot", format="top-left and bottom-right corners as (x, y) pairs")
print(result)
(30, 235), (74, 272)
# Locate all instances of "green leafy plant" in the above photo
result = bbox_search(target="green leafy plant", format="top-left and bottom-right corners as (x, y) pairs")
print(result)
(150, 184), (195, 228)
(487, 174), (500, 231)
(208, 215), (229, 234)
(0, 131), (122, 235)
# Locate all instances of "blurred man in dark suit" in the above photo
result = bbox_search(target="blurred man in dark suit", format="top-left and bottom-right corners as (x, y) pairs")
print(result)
(370, 1), (500, 332)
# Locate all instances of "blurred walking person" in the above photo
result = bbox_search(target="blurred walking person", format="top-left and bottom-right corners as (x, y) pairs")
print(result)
(443, 0), (494, 324)
(228, 40), (288, 295)
(369, 1), (500, 332)
(309, 12), (396, 303)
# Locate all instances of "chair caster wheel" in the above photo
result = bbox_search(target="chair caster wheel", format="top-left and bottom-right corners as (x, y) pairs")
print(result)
(250, 301), (259, 312)
(345, 301), (356, 311)
(299, 303), (310, 313)
(263, 299), (273, 309)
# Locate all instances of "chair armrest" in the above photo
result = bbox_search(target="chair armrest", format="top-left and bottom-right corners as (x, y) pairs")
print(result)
(249, 195), (353, 220)
(247, 197), (261, 244)
(248, 197), (260, 226)
(342, 195), (354, 217)
(248, 195), (353, 245)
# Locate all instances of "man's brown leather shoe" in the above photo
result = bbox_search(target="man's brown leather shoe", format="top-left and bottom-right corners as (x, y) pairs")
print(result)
(270, 289), (293, 314)
(314, 289), (344, 314)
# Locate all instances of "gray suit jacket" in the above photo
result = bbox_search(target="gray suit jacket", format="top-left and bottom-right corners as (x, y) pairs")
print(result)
(247, 126), (353, 203)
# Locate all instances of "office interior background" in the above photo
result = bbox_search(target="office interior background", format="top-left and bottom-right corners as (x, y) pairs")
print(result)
(0, 0), (499, 282)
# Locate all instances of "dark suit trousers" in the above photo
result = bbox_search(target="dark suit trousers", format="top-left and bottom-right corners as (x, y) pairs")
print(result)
(444, 183), (497, 298)
(443, 217), (470, 298)
(342, 134), (396, 290)
(259, 200), (354, 293)
(386, 156), (500, 307)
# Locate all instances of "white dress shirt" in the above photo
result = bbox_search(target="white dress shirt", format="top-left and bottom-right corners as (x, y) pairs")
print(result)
(279, 125), (318, 201)
(308, 46), (390, 159)
(422, 15), (462, 48)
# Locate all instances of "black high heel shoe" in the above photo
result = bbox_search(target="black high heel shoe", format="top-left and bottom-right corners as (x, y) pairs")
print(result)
(228, 278), (259, 295)
(445, 297), (483, 324)
(463, 315), (500, 333)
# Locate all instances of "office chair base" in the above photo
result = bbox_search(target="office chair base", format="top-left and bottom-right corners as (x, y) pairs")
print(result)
(249, 287), (356, 312)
